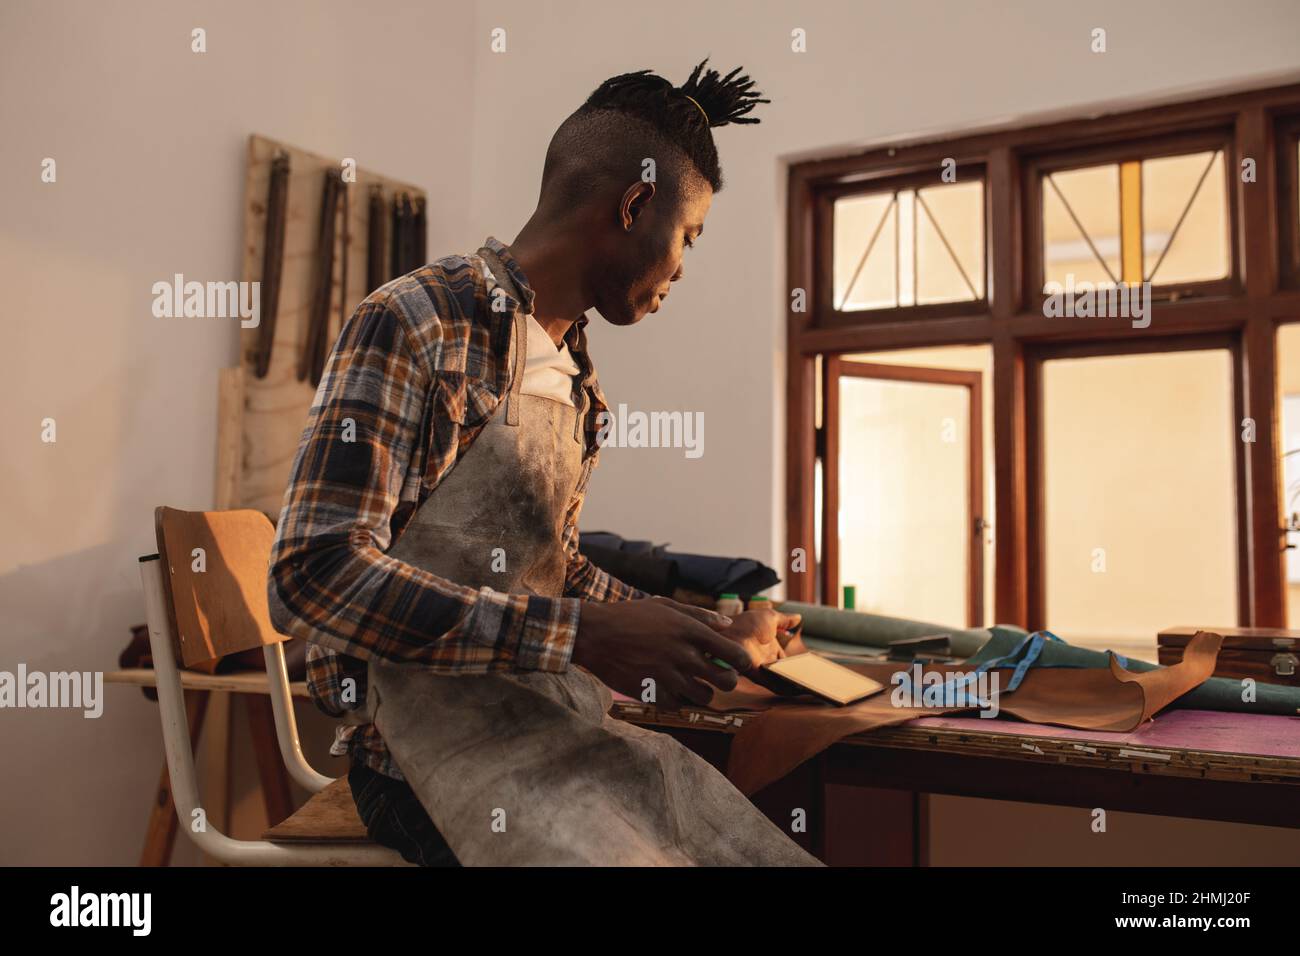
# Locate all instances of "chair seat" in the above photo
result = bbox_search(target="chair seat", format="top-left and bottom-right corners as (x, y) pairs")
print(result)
(262, 777), (371, 843)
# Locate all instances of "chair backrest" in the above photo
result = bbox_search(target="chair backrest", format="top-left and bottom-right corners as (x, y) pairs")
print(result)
(155, 506), (289, 667)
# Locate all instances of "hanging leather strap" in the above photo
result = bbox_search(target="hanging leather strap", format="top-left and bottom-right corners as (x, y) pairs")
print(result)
(252, 151), (290, 378)
(389, 193), (406, 280)
(366, 185), (385, 294)
(300, 168), (341, 385)
(337, 177), (350, 347)
(413, 196), (427, 268)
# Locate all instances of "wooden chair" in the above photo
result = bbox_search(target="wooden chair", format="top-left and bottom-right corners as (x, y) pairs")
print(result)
(137, 506), (407, 865)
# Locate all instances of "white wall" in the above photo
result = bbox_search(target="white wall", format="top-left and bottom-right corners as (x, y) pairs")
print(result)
(0, 0), (477, 865)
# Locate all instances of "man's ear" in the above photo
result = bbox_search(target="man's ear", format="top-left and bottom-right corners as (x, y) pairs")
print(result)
(619, 180), (656, 231)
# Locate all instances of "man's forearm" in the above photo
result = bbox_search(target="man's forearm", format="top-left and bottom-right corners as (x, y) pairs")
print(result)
(269, 536), (582, 673)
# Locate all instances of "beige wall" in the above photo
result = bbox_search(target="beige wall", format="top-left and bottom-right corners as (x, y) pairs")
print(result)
(0, 0), (478, 865)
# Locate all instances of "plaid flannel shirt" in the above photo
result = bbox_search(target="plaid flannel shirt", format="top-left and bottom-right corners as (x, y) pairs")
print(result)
(267, 237), (643, 780)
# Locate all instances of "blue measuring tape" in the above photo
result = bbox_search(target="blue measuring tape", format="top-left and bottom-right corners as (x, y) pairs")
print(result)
(893, 630), (1069, 705)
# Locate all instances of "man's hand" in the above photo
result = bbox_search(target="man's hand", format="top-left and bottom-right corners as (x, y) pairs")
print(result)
(643, 595), (733, 631)
(717, 607), (803, 672)
(573, 598), (750, 710)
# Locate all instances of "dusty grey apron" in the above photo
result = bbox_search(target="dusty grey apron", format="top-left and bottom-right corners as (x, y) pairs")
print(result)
(365, 249), (819, 866)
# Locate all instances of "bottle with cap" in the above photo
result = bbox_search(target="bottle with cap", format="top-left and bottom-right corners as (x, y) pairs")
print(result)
(748, 595), (771, 611)
(715, 593), (744, 618)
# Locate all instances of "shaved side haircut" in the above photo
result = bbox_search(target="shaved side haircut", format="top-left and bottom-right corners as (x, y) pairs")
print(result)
(538, 59), (769, 208)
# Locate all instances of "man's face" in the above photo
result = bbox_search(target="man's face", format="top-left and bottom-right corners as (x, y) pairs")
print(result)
(593, 178), (713, 326)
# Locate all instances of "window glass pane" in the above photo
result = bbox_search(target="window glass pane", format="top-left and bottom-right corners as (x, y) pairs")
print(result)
(837, 375), (970, 624)
(1277, 324), (1300, 626)
(833, 192), (895, 310)
(1141, 150), (1227, 285)
(916, 181), (985, 303)
(1042, 150), (1229, 293)
(1043, 164), (1121, 290)
(834, 181), (984, 312)
(1042, 350), (1237, 651)
(838, 345), (995, 626)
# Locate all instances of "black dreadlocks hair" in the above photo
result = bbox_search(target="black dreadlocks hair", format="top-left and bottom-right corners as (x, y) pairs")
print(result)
(540, 59), (768, 202)
(577, 59), (768, 192)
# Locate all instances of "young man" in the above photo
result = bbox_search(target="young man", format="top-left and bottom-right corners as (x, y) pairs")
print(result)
(268, 61), (817, 866)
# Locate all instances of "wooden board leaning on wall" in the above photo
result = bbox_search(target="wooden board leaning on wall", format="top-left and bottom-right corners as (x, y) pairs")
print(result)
(216, 134), (427, 516)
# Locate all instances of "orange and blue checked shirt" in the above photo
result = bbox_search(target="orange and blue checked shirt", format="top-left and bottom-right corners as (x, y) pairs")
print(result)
(267, 237), (643, 780)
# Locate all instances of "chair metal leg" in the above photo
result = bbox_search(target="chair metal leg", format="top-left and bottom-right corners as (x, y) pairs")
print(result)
(139, 689), (208, 866)
(263, 642), (333, 793)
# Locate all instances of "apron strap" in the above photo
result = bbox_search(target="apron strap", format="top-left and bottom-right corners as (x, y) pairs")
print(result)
(504, 310), (528, 426)
(477, 246), (529, 428)
(476, 243), (586, 441)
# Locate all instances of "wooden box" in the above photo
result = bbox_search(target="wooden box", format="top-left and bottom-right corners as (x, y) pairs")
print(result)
(1158, 626), (1300, 686)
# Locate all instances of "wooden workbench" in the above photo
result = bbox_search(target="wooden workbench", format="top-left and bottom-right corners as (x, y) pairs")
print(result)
(610, 700), (1300, 864)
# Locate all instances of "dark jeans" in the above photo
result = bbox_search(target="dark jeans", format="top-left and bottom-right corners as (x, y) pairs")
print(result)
(348, 762), (461, 867)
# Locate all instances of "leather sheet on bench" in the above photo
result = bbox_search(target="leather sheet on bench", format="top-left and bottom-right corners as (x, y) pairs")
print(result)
(711, 631), (1224, 795)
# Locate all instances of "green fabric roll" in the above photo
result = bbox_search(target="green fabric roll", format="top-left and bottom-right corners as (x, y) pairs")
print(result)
(777, 603), (1300, 716)
(968, 627), (1300, 716)
(801, 635), (888, 660)
(776, 601), (1008, 658)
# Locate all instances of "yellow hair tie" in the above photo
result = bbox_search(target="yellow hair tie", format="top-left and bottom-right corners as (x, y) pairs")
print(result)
(682, 93), (709, 125)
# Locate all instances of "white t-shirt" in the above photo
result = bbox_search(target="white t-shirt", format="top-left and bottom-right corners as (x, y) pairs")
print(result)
(520, 313), (579, 406)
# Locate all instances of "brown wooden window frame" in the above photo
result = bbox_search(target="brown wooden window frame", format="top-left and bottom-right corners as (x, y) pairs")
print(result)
(786, 81), (1300, 630)
(1277, 113), (1300, 290)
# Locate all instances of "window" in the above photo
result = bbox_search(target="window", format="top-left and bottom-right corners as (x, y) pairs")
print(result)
(789, 83), (1300, 633)
(825, 346), (995, 627)
(1040, 149), (1229, 293)
(832, 178), (985, 313)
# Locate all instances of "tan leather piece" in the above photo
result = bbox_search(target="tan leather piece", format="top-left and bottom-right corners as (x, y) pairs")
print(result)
(716, 631), (1224, 796)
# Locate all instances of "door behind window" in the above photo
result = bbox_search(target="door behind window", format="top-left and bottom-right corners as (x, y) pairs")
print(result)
(821, 358), (984, 627)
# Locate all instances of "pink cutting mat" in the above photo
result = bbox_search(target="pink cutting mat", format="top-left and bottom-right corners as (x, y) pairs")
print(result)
(907, 709), (1300, 759)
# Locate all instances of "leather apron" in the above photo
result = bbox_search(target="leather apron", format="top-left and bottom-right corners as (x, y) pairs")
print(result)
(365, 249), (819, 866)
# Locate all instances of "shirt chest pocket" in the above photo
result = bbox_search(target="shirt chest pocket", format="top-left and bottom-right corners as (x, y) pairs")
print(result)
(433, 372), (501, 427)
(425, 373), (503, 487)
